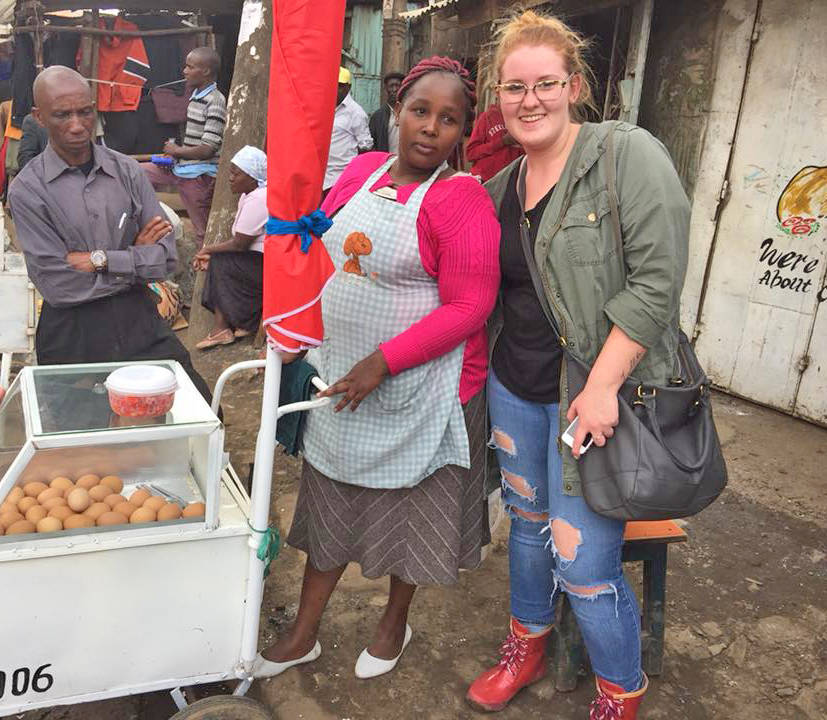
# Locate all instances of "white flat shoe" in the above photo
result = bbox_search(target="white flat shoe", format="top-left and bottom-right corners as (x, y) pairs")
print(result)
(253, 641), (321, 679)
(354, 624), (413, 679)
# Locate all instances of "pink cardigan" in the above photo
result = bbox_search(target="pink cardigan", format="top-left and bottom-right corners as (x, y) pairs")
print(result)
(322, 152), (500, 402)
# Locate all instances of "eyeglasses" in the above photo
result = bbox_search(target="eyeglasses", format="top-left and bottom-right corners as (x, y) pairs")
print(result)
(495, 73), (575, 104)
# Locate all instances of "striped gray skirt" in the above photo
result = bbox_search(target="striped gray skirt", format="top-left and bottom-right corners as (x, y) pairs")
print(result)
(287, 390), (489, 586)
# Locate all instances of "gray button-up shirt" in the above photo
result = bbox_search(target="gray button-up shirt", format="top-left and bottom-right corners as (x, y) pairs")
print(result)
(8, 143), (177, 308)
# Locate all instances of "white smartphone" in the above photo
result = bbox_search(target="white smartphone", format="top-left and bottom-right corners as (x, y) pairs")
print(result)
(561, 417), (594, 455)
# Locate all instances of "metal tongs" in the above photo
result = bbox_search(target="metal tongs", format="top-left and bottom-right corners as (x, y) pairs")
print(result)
(137, 482), (188, 507)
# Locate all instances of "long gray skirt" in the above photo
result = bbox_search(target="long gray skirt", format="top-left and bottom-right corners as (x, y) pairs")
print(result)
(287, 390), (489, 586)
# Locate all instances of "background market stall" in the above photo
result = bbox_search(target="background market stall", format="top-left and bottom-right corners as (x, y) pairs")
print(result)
(7, 1), (243, 157)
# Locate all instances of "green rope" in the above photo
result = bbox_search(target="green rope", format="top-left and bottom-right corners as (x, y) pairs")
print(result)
(248, 520), (281, 577)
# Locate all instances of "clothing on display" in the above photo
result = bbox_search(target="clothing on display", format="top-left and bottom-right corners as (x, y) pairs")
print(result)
(10, 33), (36, 128)
(128, 14), (187, 86)
(103, 95), (178, 155)
(96, 17), (150, 112)
(43, 28), (80, 70)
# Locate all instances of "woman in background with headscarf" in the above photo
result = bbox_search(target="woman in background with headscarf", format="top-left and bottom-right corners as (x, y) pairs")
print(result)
(194, 145), (268, 349)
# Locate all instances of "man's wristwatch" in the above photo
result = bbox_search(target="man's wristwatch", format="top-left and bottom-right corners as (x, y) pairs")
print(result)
(90, 250), (108, 273)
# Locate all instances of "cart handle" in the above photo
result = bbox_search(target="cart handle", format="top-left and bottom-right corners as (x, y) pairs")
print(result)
(277, 376), (331, 417)
(211, 360), (263, 414)
(210, 360), (331, 417)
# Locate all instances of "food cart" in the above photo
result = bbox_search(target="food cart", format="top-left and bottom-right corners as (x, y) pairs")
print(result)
(0, 244), (37, 390)
(0, 352), (326, 717)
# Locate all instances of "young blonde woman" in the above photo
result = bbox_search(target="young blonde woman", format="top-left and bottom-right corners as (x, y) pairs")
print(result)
(466, 11), (690, 719)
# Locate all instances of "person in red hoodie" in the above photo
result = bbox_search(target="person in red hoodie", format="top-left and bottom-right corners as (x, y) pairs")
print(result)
(466, 102), (523, 182)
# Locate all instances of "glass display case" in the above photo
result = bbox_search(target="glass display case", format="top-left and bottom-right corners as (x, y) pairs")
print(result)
(0, 360), (226, 538)
(0, 349), (333, 716)
(0, 361), (253, 716)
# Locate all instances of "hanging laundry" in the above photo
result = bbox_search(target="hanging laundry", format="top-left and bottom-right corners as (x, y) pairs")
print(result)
(96, 17), (150, 112)
(10, 33), (36, 128)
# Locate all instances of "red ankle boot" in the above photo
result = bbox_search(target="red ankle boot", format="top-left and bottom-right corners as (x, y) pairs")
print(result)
(589, 674), (648, 719)
(466, 618), (551, 712)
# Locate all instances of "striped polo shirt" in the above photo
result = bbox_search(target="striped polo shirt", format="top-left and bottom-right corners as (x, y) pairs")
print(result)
(174, 82), (227, 179)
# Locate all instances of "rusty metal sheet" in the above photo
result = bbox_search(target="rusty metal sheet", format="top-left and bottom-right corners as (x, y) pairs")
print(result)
(680, 0), (759, 334)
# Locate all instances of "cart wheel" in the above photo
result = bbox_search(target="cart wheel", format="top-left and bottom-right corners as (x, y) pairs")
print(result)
(168, 695), (274, 720)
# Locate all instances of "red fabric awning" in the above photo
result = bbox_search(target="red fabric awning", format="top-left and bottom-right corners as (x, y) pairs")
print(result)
(262, 0), (343, 352)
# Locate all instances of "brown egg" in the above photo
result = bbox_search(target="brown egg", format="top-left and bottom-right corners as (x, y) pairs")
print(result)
(42, 497), (68, 511)
(0, 510), (23, 527)
(37, 487), (63, 504)
(64, 513), (95, 530)
(143, 496), (165, 512)
(97, 511), (128, 527)
(84, 502), (110, 521)
(36, 516), (63, 533)
(76, 474), (100, 490)
(128, 489), (150, 507)
(182, 502), (206, 518)
(100, 475), (124, 493)
(130, 506), (156, 524)
(49, 476), (74, 491)
(157, 502), (182, 521)
(17, 496), (38, 513)
(6, 519), (36, 535)
(7, 487), (25, 504)
(88, 485), (110, 503)
(48, 506), (74, 521)
(104, 494), (127, 509)
(25, 505), (48, 524)
(0, 500), (18, 515)
(23, 481), (48, 498)
(66, 487), (92, 512)
(113, 502), (138, 518)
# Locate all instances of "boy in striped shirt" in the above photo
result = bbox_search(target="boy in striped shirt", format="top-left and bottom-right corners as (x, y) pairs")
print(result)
(142, 48), (227, 247)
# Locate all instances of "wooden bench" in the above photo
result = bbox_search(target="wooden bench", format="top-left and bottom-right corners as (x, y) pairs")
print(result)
(550, 519), (688, 691)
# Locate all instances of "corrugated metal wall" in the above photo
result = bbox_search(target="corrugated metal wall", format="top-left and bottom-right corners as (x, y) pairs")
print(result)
(689, 0), (827, 426)
(347, 4), (383, 115)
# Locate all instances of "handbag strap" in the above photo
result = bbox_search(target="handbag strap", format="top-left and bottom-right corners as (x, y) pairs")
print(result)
(516, 124), (624, 347)
(604, 124), (624, 263)
(516, 158), (565, 346)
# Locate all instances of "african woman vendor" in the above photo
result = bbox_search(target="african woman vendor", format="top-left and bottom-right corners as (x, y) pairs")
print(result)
(254, 57), (500, 680)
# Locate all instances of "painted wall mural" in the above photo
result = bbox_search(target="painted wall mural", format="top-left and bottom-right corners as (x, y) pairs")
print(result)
(756, 166), (827, 303)
(776, 166), (827, 236)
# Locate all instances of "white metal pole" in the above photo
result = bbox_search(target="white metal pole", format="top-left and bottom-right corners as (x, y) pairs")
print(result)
(1, 352), (11, 389)
(237, 345), (282, 674)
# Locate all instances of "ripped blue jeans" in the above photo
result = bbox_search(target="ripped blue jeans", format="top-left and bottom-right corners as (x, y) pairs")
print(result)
(488, 369), (643, 692)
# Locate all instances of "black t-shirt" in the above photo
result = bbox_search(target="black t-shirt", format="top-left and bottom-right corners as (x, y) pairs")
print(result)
(77, 156), (95, 176)
(492, 164), (562, 403)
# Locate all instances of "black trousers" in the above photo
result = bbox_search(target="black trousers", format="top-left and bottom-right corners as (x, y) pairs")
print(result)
(36, 286), (213, 404)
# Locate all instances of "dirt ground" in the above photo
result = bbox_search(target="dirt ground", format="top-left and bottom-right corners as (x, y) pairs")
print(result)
(14, 334), (827, 720)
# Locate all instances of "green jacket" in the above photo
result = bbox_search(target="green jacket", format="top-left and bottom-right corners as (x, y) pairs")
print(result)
(485, 121), (690, 496)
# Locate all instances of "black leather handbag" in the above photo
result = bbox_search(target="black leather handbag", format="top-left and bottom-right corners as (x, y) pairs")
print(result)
(517, 126), (727, 520)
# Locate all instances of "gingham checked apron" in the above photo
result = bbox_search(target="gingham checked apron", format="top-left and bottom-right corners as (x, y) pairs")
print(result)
(303, 157), (469, 489)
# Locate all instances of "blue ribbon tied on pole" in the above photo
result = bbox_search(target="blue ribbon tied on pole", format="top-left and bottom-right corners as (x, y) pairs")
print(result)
(266, 209), (333, 254)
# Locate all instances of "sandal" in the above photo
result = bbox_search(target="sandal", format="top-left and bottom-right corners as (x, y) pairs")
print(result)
(233, 328), (253, 338)
(196, 328), (235, 350)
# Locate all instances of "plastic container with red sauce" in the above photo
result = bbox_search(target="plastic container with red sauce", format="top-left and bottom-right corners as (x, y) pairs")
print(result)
(105, 365), (178, 418)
